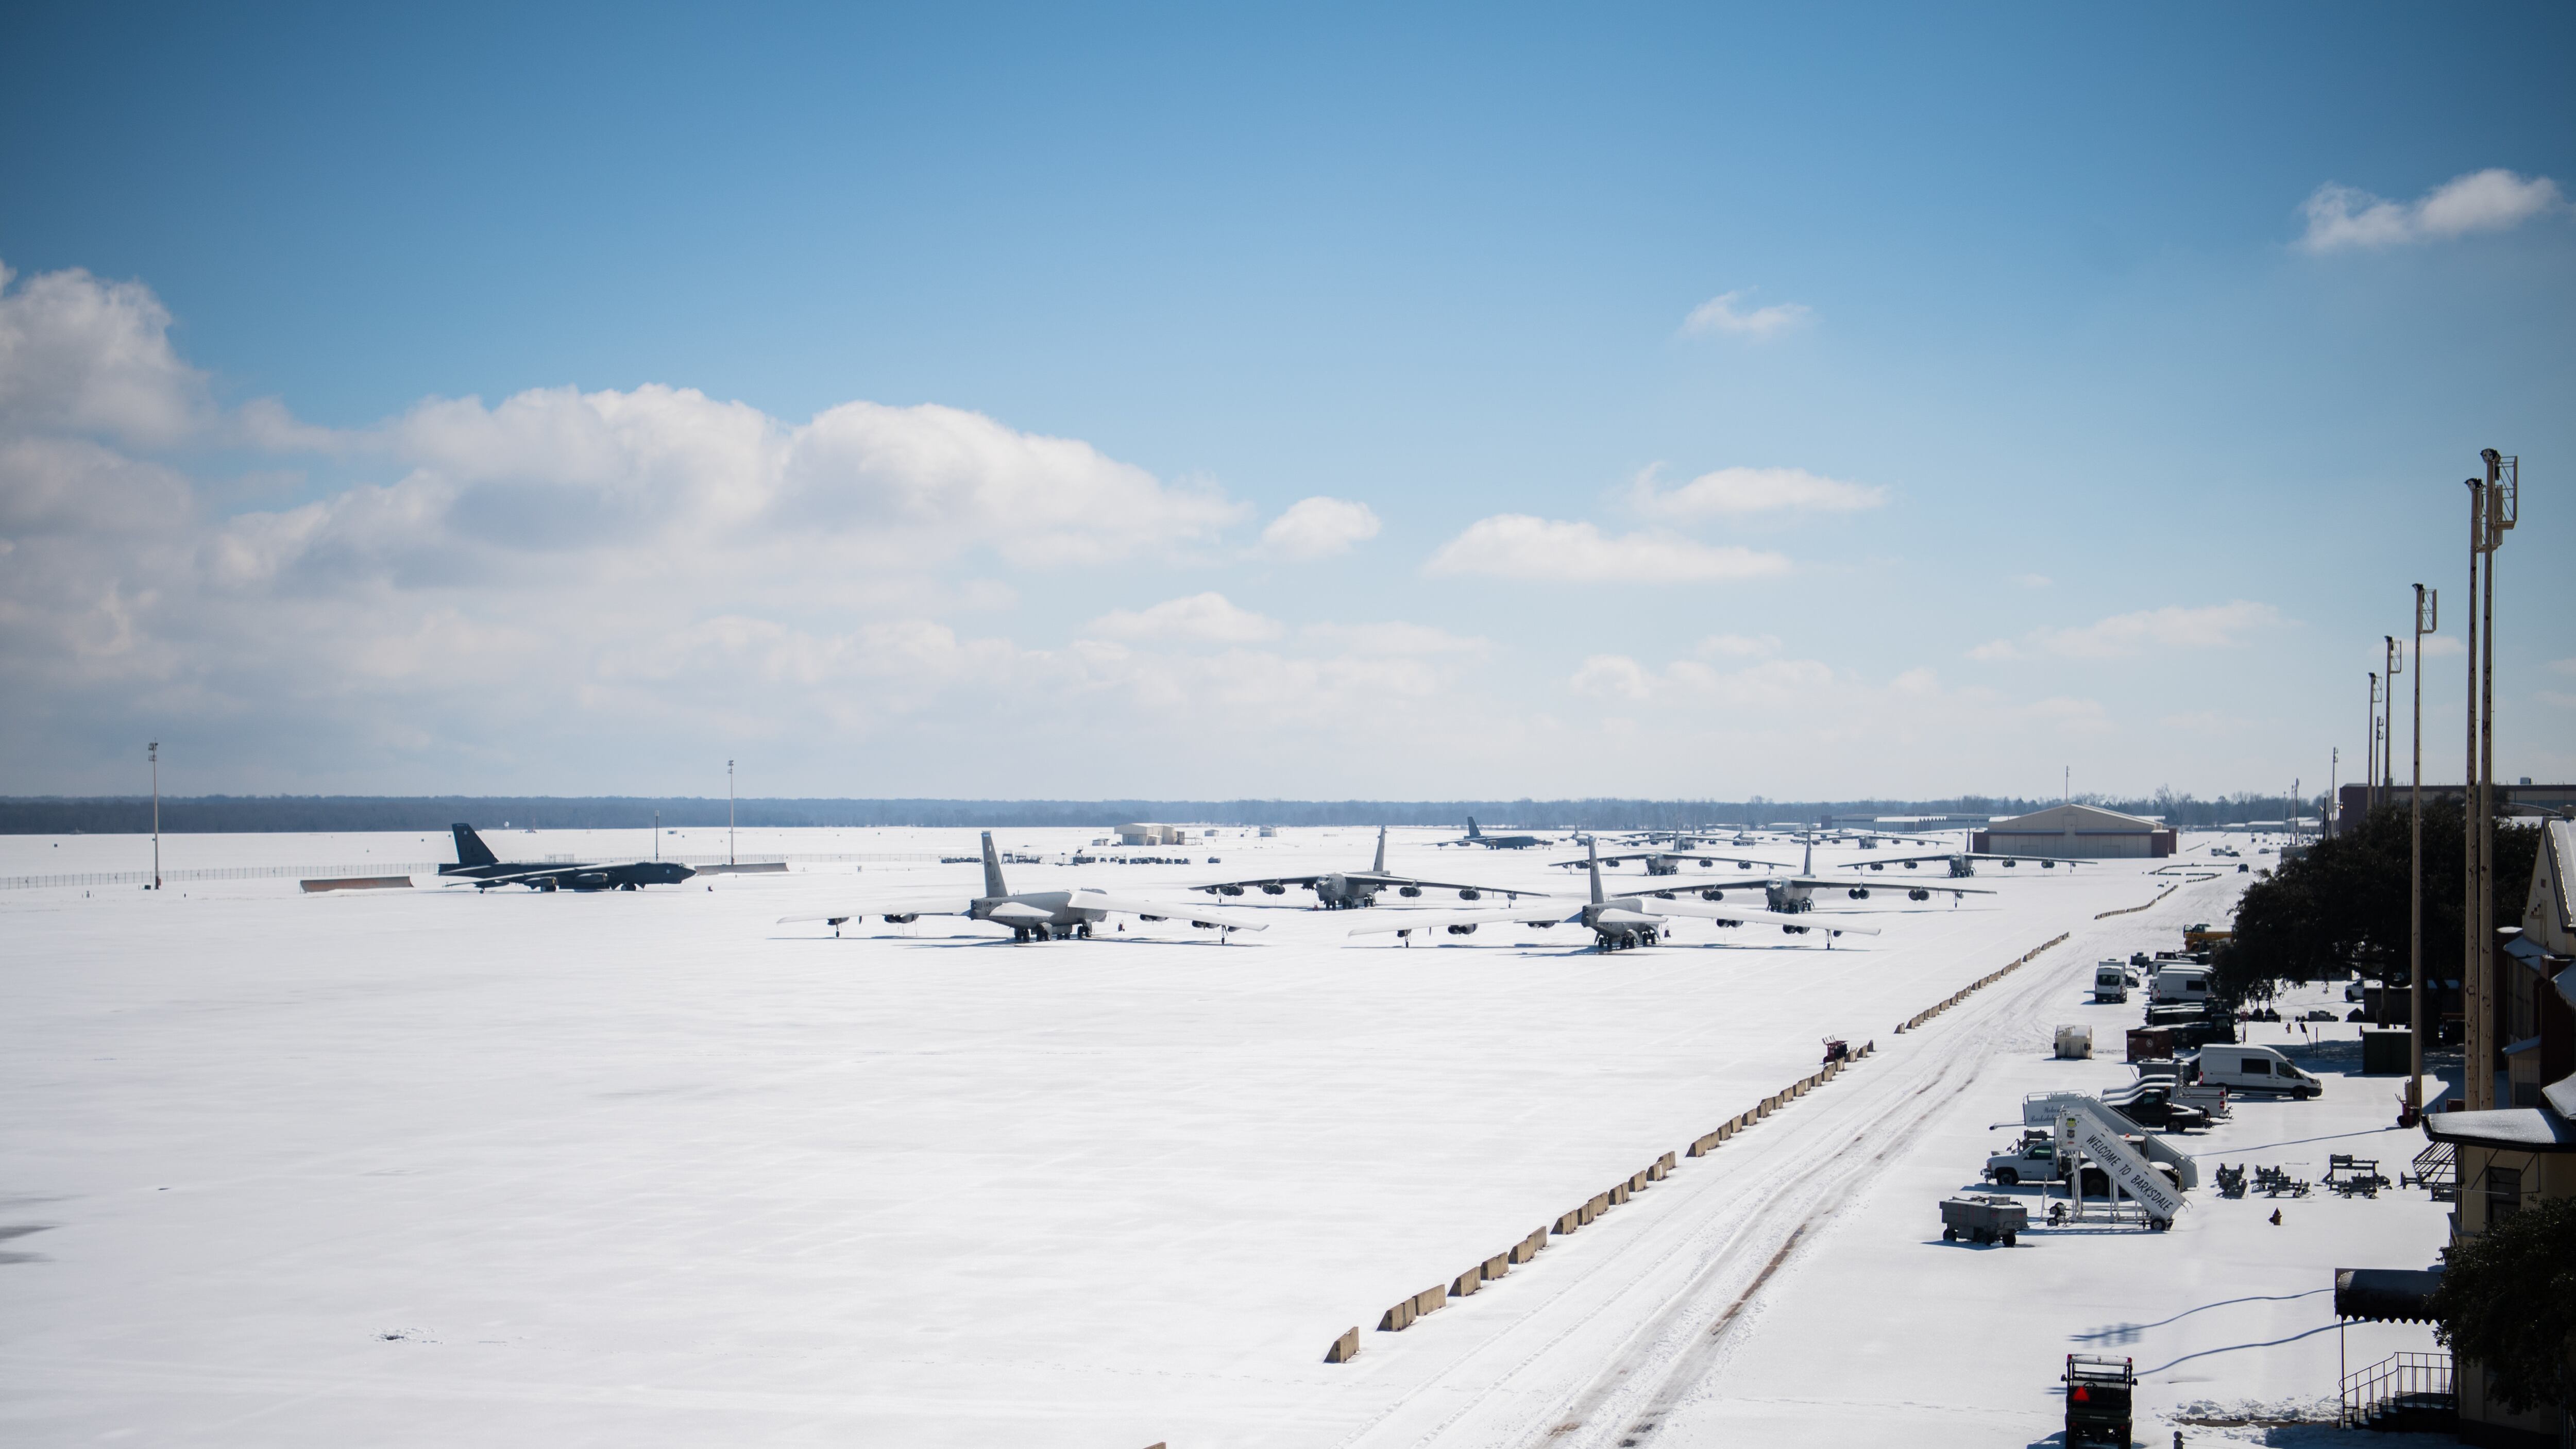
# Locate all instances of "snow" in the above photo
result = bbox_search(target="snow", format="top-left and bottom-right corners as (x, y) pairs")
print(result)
(0, 830), (2457, 1445)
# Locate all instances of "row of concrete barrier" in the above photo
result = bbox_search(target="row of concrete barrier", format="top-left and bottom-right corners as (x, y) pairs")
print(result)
(1325, 1041), (1878, 1362)
(1893, 932), (2069, 1034)
(2093, 883), (2180, 920)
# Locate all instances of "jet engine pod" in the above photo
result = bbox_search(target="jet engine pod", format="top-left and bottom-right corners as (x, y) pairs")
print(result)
(1138, 914), (1167, 922)
(1261, 883), (1287, 895)
(1904, 860), (1919, 869)
(1868, 862), (1884, 871)
(1446, 923), (1479, 935)
(1737, 861), (1752, 870)
(1783, 924), (1810, 934)
(1908, 888), (1930, 901)
(882, 913), (920, 923)
(1698, 858), (1714, 867)
(2003, 858), (2018, 867)
(2042, 860), (2057, 869)
(1848, 887), (1870, 899)
(1458, 888), (1482, 900)
(1399, 885), (1422, 897)
(1218, 885), (1245, 896)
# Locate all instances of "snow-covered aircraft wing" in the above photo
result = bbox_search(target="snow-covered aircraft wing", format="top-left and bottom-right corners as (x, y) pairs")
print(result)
(1835, 852), (1958, 870)
(1643, 899), (1884, 934)
(1345, 904), (1582, 936)
(777, 896), (975, 923)
(1555, 851), (1792, 870)
(1066, 891), (1270, 931)
(1786, 875), (1993, 896)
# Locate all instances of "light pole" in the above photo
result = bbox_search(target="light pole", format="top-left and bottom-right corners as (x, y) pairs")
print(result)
(2467, 450), (2515, 1108)
(728, 760), (736, 867)
(2382, 636), (2400, 810)
(2364, 672), (2378, 822)
(2408, 583), (2435, 1123)
(148, 742), (160, 890)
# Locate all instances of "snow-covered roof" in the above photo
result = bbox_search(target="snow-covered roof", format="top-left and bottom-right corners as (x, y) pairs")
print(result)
(2422, 1104), (2576, 1153)
(1981, 802), (2167, 835)
(2522, 819), (2575, 954)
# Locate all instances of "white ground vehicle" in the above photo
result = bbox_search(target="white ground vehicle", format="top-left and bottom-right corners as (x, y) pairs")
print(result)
(2093, 963), (2129, 1003)
(1985, 1132), (2081, 1187)
(2150, 966), (2214, 1006)
(2192, 1044), (2320, 1099)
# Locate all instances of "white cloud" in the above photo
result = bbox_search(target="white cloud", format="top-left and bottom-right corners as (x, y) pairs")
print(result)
(1260, 495), (1380, 559)
(1300, 620), (1486, 656)
(0, 260), (211, 447)
(1423, 514), (1790, 583)
(2012, 573), (2051, 589)
(1087, 592), (1283, 645)
(2544, 655), (2575, 675)
(1972, 601), (2285, 661)
(1631, 465), (1885, 518)
(1695, 633), (1780, 659)
(1680, 289), (1812, 340)
(2297, 169), (2563, 252)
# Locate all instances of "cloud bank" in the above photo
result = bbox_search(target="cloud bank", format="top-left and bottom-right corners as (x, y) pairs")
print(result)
(1680, 290), (1812, 339)
(1423, 515), (1790, 584)
(2297, 169), (2562, 252)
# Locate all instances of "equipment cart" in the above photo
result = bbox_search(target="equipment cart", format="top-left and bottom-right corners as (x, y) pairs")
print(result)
(1939, 1193), (2027, 1245)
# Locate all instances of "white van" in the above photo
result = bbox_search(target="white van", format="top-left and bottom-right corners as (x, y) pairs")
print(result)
(2194, 1044), (2319, 1099)
(2093, 963), (2129, 1003)
(2151, 966), (2214, 1006)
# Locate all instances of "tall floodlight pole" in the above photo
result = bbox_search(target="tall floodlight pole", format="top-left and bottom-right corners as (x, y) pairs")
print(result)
(2408, 584), (2435, 1122)
(2364, 673), (2379, 822)
(148, 742), (161, 890)
(2469, 449), (2515, 1109)
(728, 760), (737, 867)
(2383, 636), (2402, 811)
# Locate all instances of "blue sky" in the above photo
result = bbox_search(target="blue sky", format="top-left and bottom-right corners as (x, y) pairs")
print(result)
(3, 3), (2569, 801)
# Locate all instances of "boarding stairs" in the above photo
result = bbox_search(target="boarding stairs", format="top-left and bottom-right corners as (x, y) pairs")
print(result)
(2025, 1094), (2191, 1227)
(2341, 1352), (2455, 1431)
(2403, 1141), (2456, 1201)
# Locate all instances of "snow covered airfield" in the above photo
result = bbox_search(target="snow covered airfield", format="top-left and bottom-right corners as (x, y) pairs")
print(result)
(3, 828), (2453, 1445)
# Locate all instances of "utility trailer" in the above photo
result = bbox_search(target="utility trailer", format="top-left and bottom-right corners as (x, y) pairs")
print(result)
(2063, 1354), (2134, 1445)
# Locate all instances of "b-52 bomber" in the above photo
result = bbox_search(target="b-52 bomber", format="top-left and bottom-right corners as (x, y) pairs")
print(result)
(779, 832), (1269, 942)
(1560, 836), (1994, 912)
(1192, 826), (1540, 909)
(1840, 848), (2081, 879)
(1350, 839), (1883, 951)
(439, 823), (697, 891)
(1435, 816), (1553, 849)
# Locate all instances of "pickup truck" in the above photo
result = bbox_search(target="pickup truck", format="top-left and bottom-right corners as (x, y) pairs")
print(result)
(2100, 1085), (2210, 1132)
(1984, 1133), (2112, 1194)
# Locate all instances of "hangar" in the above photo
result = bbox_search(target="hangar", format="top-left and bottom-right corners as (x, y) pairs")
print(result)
(1971, 802), (2176, 860)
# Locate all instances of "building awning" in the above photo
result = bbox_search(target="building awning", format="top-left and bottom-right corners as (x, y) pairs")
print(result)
(2424, 1105), (2576, 1153)
(2504, 1034), (2543, 1057)
(2335, 1268), (2445, 1323)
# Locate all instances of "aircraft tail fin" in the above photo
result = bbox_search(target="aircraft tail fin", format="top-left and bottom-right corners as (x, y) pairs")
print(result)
(979, 832), (1009, 898)
(451, 823), (497, 869)
(1466, 816), (1482, 839)
(1803, 837), (1814, 875)
(1587, 837), (1605, 905)
(1373, 826), (1387, 874)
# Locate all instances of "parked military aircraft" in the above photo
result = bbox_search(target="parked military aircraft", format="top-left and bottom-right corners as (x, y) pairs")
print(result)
(1839, 849), (2081, 878)
(778, 832), (1268, 942)
(1190, 826), (1540, 909)
(1349, 838), (1883, 951)
(1436, 816), (1553, 849)
(1558, 835), (1994, 911)
(439, 823), (697, 891)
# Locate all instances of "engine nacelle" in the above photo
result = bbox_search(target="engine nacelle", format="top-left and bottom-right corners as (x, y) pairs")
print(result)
(1138, 914), (1167, 922)
(1784, 924), (1809, 934)
(1399, 885), (1422, 897)
(2003, 859), (2018, 868)
(1218, 885), (1245, 896)
(1458, 888), (1481, 900)
(883, 913), (919, 923)
(1262, 883), (1286, 894)
(1737, 861), (1752, 870)
(1908, 888), (1930, 901)
(1868, 862), (1884, 871)
(2042, 860), (2057, 869)
(1850, 887), (1870, 899)
(1446, 923), (1478, 935)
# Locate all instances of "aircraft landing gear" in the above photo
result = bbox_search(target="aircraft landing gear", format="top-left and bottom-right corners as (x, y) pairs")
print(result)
(1077, 922), (1093, 939)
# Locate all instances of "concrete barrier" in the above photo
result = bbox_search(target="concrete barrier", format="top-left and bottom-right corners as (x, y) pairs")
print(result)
(1484, 1251), (1512, 1281)
(1586, 1191), (1611, 1219)
(1378, 1299), (1414, 1332)
(1608, 1182), (1630, 1206)
(1415, 1285), (1448, 1317)
(1450, 1268), (1481, 1298)
(1512, 1228), (1547, 1263)
(1553, 1209), (1582, 1234)
(1627, 1169), (1651, 1192)
(1326, 1326), (1361, 1362)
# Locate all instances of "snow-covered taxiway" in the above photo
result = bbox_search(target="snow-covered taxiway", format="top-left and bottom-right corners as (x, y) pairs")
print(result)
(1, 828), (2453, 1445)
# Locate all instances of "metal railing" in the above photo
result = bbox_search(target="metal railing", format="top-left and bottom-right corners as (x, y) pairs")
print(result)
(2342, 1351), (2452, 1427)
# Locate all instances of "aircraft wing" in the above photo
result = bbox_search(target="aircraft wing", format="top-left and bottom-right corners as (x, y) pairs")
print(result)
(1836, 853), (1959, 870)
(1554, 851), (1792, 870)
(1340, 872), (1548, 898)
(1646, 899), (1884, 935)
(1066, 890), (1271, 931)
(1788, 876), (1993, 896)
(1345, 904), (1582, 936)
(1189, 873), (1328, 893)
(776, 896), (976, 923)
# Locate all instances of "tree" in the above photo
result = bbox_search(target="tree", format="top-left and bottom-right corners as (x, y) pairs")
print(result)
(2211, 801), (2539, 1004)
(2429, 1192), (2576, 1414)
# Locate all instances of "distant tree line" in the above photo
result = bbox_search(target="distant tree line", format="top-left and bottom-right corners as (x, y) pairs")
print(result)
(1, 790), (2326, 835)
(2213, 799), (2540, 1003)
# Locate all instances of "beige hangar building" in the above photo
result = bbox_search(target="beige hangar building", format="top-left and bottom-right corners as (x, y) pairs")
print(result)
(1970, 802), (2178, 859)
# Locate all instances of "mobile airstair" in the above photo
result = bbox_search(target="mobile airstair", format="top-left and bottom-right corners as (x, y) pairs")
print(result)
(2023, 1092), (2192, 1227)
